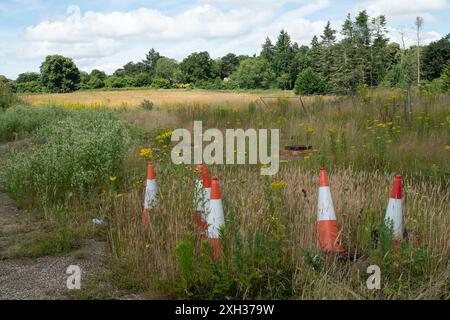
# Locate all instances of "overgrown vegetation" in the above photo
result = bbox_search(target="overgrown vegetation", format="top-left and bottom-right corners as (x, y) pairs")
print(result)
(0, 88), (448, 299)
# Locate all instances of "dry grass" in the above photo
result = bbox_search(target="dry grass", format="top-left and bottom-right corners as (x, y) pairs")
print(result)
(20, 89), (263, 109)
(106, 163), (450, 299)
(19, 89), (332, 110)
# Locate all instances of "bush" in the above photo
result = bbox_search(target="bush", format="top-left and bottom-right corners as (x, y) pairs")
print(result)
(0, 105), (69, 141)
(231, 57), (275, 89)
(1, 109), (130, 208)
(151, 78), (171, 89)
(134, 73), (153, 87)
(14, 80), (42, 93)
(139, 99), (154, 110)
(294, 67), (326, 95)
(0, 81), (14, 111)
(105, 76), (128, 88)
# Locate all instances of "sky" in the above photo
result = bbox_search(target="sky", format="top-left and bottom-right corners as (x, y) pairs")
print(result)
(1, 0), (449, 79)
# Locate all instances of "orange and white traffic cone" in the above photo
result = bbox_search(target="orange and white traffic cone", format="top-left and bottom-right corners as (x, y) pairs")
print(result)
(143, 161), (157, 229)
(316, 168), (345, 253)
(384, 175), (403, 244)
(206, 176), (224, 259)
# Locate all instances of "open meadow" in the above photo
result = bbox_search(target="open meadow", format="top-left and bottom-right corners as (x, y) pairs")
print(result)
(1, 88), (449, 299)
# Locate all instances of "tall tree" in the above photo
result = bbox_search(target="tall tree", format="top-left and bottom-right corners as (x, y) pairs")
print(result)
(40, 55), (80, 93)
(142, 48), (161, 76)
(274, 30), (294, 77)
(370, 15), (389, 86)
(319, 22), (337, 87)
(180, 52), (216, 83)
(415, 16), (424, 84)
(422, 35), (450, 81)
(218, 53), (240, 79)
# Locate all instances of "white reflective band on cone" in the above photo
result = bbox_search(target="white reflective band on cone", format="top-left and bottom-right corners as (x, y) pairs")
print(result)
(207, 199), (224, 238)
(384, 198), (403, 239)
(144, 179), (158, 209)
(317, 186), (337, 221)
(202, 187), (211, 221)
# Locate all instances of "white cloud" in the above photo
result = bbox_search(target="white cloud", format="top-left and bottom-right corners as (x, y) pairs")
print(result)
(7, 0), (444, 78)
(361, 0), (449, 16)
(22, 1), (331, 74)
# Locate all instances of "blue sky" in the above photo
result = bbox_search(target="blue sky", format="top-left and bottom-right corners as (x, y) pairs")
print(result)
(1, 0), (449, 79)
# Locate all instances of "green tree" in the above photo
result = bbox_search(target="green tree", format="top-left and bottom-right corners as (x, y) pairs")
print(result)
(134, 73), (153, 87)
(294, 67), (326, 95)
(40, 55), (81, 93)
(318, 21), (337, 86)
(422, 35), (450, 81)
(439, 59), (450, 90)
(16, 72), (40, 84)
(180, 51), (216, 84)
(370, 15), (389, 86)
(274, 30), (295, 78)
(114, 61), (146, 77)
(142, 48), (161, 76)
(382, 64), (411, 87)
(155, 57), (178, 81)
(231, 57), (275, 89)
(86, 69), (106, 89)
(0, 81), (14, 110)
(218, 53), (240, 79)
(105, 76), (127, 88)
(260, 37), (276, 71)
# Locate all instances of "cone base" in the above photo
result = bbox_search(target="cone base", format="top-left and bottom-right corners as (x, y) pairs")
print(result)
(317, 220), (346, 253)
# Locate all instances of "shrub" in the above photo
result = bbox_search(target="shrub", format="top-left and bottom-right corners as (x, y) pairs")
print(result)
(1, 109), (130, 209)
(294, 67), (326, 95)
(231, 57), (275, 89)
(14, 80), (42, 93)
(0, 105), (69, 141)
(139, 99), (154, 110)
(151, 78), (171, 89)
(0, 81), (14, 111)
(105, 76), (127, 88)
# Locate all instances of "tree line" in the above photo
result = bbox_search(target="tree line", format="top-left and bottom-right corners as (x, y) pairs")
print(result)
(1, 10), (450, 95)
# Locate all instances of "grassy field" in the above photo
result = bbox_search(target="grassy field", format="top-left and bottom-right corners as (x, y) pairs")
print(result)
(1, 88), (449, 299)
(20, 89), (275, 109)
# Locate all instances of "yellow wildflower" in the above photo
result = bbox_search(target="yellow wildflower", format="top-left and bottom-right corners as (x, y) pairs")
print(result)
(109, 176), (117, 182)
(140, 147), (153, 159)
(307, 127), (315, 134)
(270, 181), (286, 189)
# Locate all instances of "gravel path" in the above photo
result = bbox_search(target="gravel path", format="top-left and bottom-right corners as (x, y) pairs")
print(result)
(0, 141), (109, 299)
(0, 185), (109, 299)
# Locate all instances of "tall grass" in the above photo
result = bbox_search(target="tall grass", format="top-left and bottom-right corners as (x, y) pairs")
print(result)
(1, 88), (448, 299)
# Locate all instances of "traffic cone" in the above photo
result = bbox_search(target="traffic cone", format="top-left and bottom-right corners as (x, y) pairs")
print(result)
(316, 168), (345, 253)
(384, 175), (403, 243)
(143, 161), (157, 229)
(206, 176), (224, 259)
